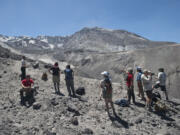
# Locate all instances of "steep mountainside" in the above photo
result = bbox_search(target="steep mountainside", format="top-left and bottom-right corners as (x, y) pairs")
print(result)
(0, 27), (176, 53)
(63, 27), (175, 52)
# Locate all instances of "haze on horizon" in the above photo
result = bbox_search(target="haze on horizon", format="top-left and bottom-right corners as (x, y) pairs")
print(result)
(0, 0), (179, 43)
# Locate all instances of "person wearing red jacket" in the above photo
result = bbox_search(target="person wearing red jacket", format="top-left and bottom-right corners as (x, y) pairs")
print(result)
(126, 68), (135, 104)
(20, 75), (35, 105)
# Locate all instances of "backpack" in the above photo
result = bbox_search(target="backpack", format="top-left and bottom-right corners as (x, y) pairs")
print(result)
(154, 101), (167, 112)
(152, 91), (161, 103)
(64, 69), (73, 80)
(76, 87), (85, 95)
(114, 99), (129, 107)
(42, 72), (48, 81)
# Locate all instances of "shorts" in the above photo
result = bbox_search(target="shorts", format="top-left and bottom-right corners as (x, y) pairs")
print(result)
(154, 83), (166, 91)
(53, 75), (60, 83)
(145, 90), (152, 99)
(160, 85), (166, 91)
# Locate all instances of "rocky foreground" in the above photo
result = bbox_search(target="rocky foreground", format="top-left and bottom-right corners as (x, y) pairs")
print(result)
(0, 58), (180, 135)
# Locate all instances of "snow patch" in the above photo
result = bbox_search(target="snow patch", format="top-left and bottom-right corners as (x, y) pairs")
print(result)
(129, 34), (146, 40)
(57, 43), (63, 48)
(49, 44), (54, 49)
(22, 41), (27, 47)
(29, 40), (35, 44)
(40, 39), (48, 43)
(99, 28), (113, 32)
(0, 37), (9, 42)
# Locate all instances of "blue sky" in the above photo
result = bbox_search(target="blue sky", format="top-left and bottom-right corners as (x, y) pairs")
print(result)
(0, 0), (180, 42)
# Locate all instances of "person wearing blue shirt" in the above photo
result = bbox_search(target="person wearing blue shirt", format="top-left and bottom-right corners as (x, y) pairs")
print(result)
(136, 67), (145, 100)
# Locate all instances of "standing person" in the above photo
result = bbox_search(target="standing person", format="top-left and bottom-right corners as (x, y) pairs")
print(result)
(100, 71), (116, 116)
(20, 75), (35, 105)
(141, 70), (153, 111)
(49, 62), (61, 94)
(126, 68), (136, 104)
(64, 65), (76, 97)
(157, 68), (169, 100)
(21, 56), (26, 80)
(136, 67), (145, 100)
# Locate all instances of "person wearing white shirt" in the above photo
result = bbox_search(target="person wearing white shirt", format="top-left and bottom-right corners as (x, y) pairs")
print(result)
(141, 70), (153, 110)
(157, 68), (168, 100)
(21, 56), (26, 80)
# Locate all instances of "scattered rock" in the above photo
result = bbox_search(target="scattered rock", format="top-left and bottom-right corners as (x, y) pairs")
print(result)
(43, 130), (56, 135)
(51, 98), (59, 106)
(44, 64), (52, 69)
(67, 105), (80, 116)
(134, 114), (144, 124)
(33, 102), (41, 110)
(70, 117), (79, 126)
(135, 118), (142, 124)
(112, 121), (123, 128)
(82, 128), (93, 134)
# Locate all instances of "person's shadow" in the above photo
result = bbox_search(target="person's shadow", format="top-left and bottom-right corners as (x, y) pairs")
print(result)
(134, 102), (145, 108)
(153, 111), (175, 121)
(109, 114), (129, 129)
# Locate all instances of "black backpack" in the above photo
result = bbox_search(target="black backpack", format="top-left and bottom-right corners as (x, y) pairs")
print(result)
(76, 87), (85, 95)
(152, 91), (161, 103)
(42, 72), (48, 81)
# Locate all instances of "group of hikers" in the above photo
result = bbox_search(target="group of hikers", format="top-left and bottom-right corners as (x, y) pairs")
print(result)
(20, 56), (76, 105)
(100, 67), (168, 116)
(20, 56), (169, 116)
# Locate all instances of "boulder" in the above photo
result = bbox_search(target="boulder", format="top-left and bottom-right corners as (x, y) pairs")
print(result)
(33, 102), (41, 110)
(82, 128), (93, 134)
(70, 117), (79, 126)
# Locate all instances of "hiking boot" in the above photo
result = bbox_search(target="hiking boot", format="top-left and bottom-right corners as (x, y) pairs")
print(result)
(20, 98), (26, 106)
(107, 111), (111, 117)
(128, 101), (131, 105)
(20, 100), (26, 106)
(133, 101), (136, 105)
(148, 107), (153, 112)
(141, 97), (146, 101)
(113, 109), (117, 116)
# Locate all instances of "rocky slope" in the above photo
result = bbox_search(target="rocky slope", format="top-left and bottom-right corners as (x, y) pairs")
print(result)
(0, 45), (180, 135)
(58, 44), (180, 99)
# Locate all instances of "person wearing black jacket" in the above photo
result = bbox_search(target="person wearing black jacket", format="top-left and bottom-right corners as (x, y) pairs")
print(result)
(49, 62), (61, 94)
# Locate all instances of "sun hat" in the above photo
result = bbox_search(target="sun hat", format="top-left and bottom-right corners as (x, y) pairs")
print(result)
(101, 71), (109, 76)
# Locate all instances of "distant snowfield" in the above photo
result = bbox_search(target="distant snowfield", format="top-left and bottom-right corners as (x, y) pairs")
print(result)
(40, 39), (48, 43)
(49, 44), (54, 49)
(29, 40), (36, 44)
(129, 34), (146, 40)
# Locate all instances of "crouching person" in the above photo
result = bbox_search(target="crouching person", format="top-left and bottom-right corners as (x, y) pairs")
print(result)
(20, 75), (35, 106)
(100, 71), (116, 117)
